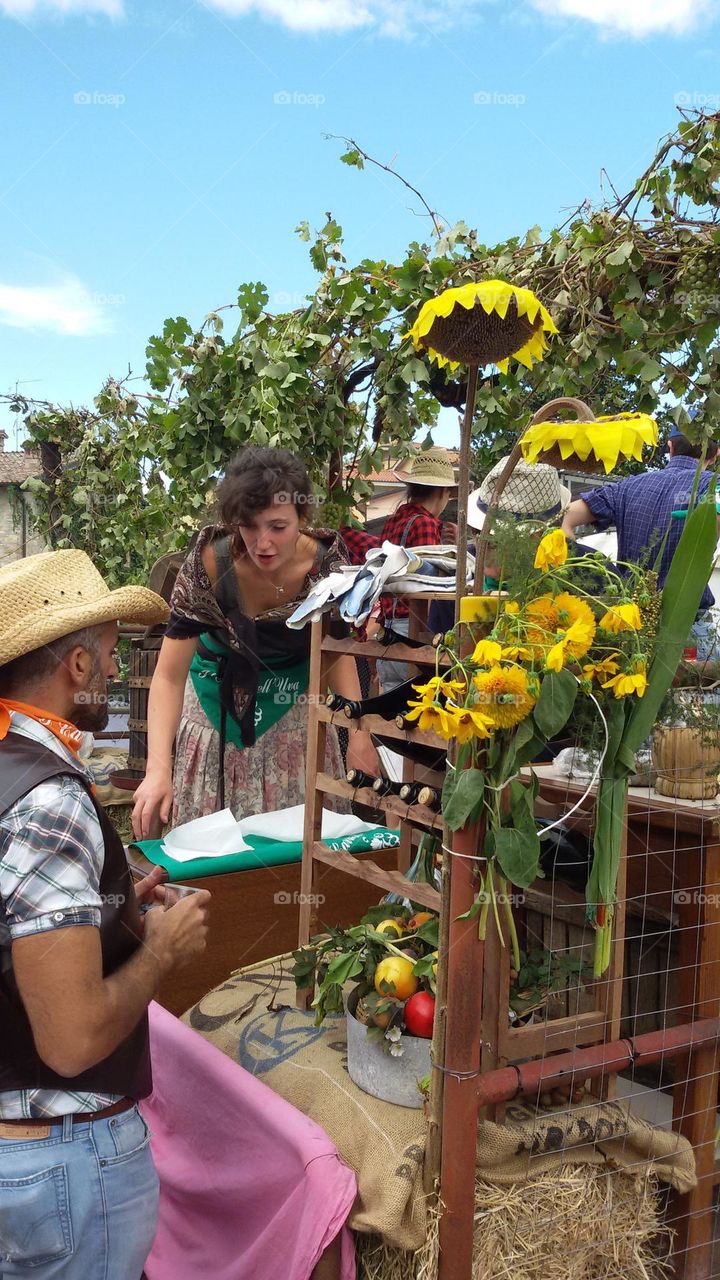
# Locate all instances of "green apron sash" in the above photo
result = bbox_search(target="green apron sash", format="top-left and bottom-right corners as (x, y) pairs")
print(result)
(189, 633), (310, 750)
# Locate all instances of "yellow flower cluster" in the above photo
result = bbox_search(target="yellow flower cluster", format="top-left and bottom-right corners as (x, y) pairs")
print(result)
(406, 554), (649, 747)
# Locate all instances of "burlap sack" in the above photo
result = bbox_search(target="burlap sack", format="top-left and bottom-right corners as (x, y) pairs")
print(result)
(184, 957), (696, 1253)
(478, 1097), (696, 1194)
(184, 960), (429, 1251)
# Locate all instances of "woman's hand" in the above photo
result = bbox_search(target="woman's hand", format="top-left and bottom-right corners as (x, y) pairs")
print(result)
(132, 772), (175, 842)
(346, 729), (380, 780)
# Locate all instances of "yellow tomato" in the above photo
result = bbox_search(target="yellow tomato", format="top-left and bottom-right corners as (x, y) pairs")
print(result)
(374, 956), (419, 1000)
(375, 918), (404, 938)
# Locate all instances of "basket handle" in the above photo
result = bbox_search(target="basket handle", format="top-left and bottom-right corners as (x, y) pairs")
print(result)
(527, 396), (595, 427)
(472, 396), (595, 591)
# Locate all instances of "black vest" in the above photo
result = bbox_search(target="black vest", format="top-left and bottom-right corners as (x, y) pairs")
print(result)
(0, 734), (151, 1098)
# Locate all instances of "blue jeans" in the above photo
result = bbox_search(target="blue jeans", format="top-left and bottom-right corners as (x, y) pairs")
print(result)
(690, 610), (719, 661)
(377, 615), (411, 692)
(0, 1105), (159, 1278)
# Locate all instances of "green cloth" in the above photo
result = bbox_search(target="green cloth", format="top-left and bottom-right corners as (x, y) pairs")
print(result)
(189, 632), (310, 749)
(130, 827), (400, 881)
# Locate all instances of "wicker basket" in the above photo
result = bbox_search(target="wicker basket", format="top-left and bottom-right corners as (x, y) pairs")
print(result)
(524, 396), (605, 475)
(651, 725), (720, 800)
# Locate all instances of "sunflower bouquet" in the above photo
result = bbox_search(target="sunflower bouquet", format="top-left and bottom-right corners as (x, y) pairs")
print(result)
(407, 499), (718, 976)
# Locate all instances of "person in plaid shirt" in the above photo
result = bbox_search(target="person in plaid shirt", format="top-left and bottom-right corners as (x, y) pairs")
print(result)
(562, 430), (720, 656)
(0, 550), (210, 1279)
(376, 448), (457, 689)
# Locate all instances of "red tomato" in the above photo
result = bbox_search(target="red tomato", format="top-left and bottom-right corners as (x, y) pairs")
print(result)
(403, 991), (436, 1038)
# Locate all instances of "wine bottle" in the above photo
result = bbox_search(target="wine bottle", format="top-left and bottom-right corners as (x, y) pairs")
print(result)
(371, 777), (405, 798)
(376, 733), (447, 773)
(326, 691), (351, 713)
(346, 768), (375, 789)
(399, 781), (423, 805)
(376, 624), (445, 651)
(339, 677), (420, 722)
(417, 785), (442, 812)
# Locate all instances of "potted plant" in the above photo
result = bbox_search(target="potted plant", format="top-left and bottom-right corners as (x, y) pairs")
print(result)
(293, 904), (439, 1109)
(652, 644), (720, 799)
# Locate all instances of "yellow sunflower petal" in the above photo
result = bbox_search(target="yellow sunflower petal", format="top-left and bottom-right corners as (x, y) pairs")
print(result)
(405, 280), (556, 372)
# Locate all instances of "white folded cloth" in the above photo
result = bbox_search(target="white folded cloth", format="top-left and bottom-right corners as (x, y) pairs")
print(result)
(162, 809), (252, 862)
(239, 805), (379, 843)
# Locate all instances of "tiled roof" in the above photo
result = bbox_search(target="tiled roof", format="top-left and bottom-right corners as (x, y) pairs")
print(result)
(0, 451), (42, 484)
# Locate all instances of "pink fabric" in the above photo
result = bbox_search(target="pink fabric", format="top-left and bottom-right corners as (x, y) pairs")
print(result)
(141, 1002), (357, 1280)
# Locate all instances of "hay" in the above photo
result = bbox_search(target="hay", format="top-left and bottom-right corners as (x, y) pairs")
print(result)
(356, 1165), (672, 1280)
(106, 803), (134, 844)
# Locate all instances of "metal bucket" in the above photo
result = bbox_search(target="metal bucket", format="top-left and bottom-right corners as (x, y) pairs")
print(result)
(345, 987), (431, 1109)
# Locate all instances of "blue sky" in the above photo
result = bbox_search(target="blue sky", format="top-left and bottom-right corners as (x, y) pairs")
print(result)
(1, 0), (719, 447)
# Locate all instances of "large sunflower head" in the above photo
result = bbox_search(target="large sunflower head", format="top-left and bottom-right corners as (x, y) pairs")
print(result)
(521, 412), (658, 475)
(406, 280), (557, 372)
(523, 594), (559, 658)
(553, 592), (596, 659)
(473, 663), (536, 729)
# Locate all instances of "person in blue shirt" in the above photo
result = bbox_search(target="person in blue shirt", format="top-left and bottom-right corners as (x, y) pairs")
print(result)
(561, 430), (719, 657)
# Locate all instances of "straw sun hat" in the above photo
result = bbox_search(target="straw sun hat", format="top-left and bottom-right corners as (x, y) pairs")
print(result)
(468, 457), (571, 531)
(0, 550), (168, 667)
(395, 447), (457, 488)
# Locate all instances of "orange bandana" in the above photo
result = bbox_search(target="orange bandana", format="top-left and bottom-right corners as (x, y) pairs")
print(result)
(0, 700), (86, 755)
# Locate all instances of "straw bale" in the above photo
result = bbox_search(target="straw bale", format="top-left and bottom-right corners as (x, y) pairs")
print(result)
(356, 1165), (672, 1280)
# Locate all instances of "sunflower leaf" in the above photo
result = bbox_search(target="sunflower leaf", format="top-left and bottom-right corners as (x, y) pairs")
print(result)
(442, 768), (485, 832)
(533, 670), (578, 738)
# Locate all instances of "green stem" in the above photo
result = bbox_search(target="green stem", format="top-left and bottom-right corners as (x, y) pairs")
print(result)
(477, 867), (491, 941)
(498, 874), (521, 972)
(487, 862), (504, 948)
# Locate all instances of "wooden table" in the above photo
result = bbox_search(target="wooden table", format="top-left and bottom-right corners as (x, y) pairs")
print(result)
(529, 765), (720, 1280)
(130, 844), (404, 1018)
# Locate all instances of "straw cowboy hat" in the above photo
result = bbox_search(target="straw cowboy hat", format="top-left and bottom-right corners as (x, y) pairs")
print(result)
(395, 447), (457, 488)
(0, 550), (169, 667)
(468, 457), (571, 531)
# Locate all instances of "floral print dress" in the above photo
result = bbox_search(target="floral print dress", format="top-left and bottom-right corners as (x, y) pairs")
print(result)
(166, 525), (347, 825)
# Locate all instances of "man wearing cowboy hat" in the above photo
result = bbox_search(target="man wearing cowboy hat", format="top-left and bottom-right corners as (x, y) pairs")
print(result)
(376, 446), (457, 690)
(0, 551), (210, 1278)
(428, 458), (574, 636)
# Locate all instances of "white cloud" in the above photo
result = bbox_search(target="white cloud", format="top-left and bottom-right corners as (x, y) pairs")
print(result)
(0, 273), (112, 336)
(528, 0), (715, 38)
(202, 0), (478, 37)
(0, 0), (121, 16)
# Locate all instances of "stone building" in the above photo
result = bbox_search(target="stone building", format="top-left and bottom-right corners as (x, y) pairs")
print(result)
(0, 431), (46, 564)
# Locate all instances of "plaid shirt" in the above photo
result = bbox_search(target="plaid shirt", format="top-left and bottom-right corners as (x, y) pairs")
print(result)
(379, 502), (446, 621)
(0, 713), (119, 1119)
(582, 457), (715, 611)
(339, 527), (381, 566)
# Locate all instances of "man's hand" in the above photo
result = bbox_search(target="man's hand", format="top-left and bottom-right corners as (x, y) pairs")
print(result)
(133, 864), (168, 910)
(143, 891), (211, 973)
